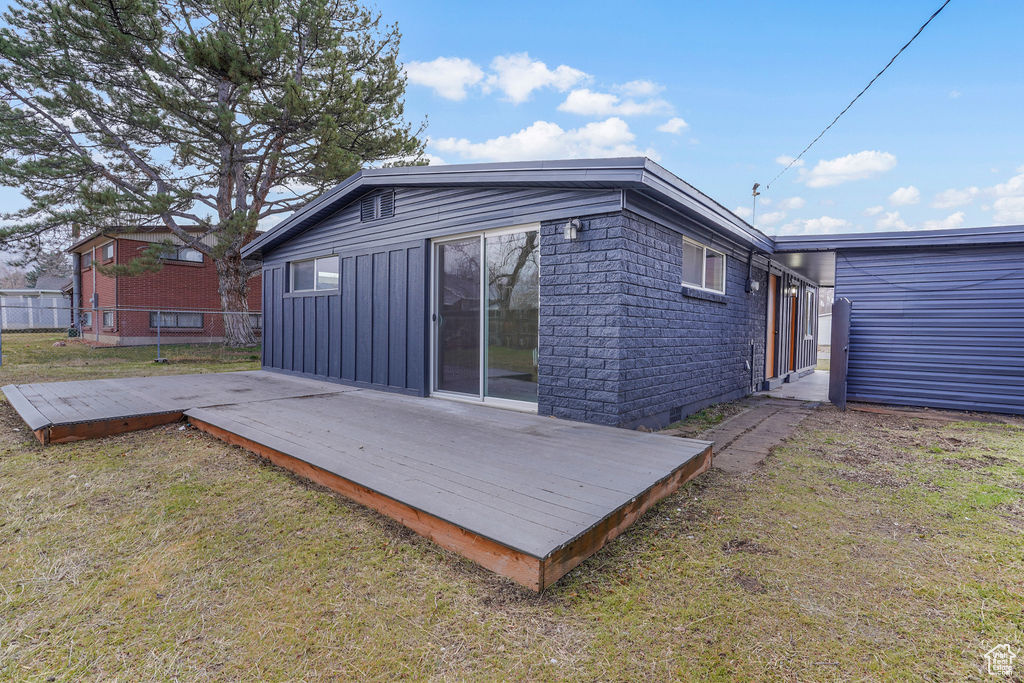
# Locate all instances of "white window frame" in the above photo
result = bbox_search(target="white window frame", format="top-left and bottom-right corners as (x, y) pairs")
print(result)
(149, 311), (204, 329)
(81, 311), (93, 327)
(681, 236), (727, 294)
(102, 310), (114, 328)
(289, 256), (339, 293)
(101, 241), (115, 261)
(804, 289), (815, 339)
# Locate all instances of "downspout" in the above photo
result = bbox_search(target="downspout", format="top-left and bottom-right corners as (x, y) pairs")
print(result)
(746, 250), (756, 392)
(92, 245), (98, 342)
(71, 252), (81, 334)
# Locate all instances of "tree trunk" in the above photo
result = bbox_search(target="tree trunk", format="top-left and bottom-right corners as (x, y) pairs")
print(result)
(216, 251), (256, 346)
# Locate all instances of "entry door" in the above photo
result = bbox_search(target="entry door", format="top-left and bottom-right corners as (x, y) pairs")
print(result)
(766, 274), (777, 378)
(432, 226), (539, 406)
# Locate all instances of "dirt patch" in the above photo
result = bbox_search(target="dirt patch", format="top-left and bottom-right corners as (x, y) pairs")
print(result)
(721, 538), (778, 556)
(663, 400), (749, 439)
(730, 570), (767, 594)
(832, 467), (909, 490)
(945, 453), (1014, 470)
(872, 519), (932, 540)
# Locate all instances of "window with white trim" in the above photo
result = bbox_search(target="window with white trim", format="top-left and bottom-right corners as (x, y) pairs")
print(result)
(81, 311), (92, 327)
(160, 245), (204, 262)
(102, 310), (114, 328)
(150, 311), (203, 328)
(101, 242), (114, 261)
(81, 252), (93, 269)
(290, 256), (339, 292)
(681, 237), (726, 294)
(804, 289), (815, 338)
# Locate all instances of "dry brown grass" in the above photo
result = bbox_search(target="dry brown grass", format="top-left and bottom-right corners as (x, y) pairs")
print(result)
(1, 337), (1022, 679)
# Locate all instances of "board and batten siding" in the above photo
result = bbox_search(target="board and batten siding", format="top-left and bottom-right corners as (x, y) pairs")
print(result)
(835, 246), (1024, 415)
(260, 185), (620, 394)
(262, 241), (428, 394)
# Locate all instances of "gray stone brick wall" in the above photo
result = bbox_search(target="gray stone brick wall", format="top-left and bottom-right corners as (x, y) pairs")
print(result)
(537, 214), (627, 425)
(537, 210), (768, 428)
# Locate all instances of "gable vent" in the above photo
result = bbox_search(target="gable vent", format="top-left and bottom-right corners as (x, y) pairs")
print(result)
(360, 190), (395, 222)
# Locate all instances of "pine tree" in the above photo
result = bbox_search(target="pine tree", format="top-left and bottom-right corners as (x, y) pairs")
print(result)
(0, 0), (424, 344)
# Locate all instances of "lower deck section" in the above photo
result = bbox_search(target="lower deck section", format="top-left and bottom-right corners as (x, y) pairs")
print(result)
(3, 370), (711, 590)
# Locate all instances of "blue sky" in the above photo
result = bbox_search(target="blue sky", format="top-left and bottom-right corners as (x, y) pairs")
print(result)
(385, 0), (1024, 235)
(1, 0), (1022, 244)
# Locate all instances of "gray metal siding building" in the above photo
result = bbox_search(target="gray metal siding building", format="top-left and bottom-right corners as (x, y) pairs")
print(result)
(777, 226), (1024, 416)
(835, 246), (1024, 414)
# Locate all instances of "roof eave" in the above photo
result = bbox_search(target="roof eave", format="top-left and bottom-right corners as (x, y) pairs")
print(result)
(242, 158), (772, 259)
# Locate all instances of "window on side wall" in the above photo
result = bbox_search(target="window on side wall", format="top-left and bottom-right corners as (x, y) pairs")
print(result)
(101, 242), (114, 261)
(81, 252), (93, 269)
(160, 245), (204, 262)
(149, 311), (204, 329)
(81, 311), (92, 327)
(102, 310), (114, 328)
(681, 237), (726, 294)
(290, 256), (339, 292)
(804, 289), (815, 338)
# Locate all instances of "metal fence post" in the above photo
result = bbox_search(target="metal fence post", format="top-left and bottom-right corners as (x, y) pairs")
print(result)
(155, 311), (165, 363)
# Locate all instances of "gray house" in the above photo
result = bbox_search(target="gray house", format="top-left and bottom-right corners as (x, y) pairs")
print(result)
(243, 158), (1024, 425)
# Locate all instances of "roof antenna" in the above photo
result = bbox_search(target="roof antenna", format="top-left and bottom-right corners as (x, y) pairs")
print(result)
(751, 183), (761, 228)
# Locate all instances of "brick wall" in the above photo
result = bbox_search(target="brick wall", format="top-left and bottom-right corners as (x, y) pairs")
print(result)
(78, 242), (117, 333)
(616, 211), (767, 428)
(537, 210), (768, 429)
(537, 214), (627, 426)
(75, 237), (262, 341)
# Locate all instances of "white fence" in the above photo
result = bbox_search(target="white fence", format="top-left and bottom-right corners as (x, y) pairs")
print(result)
(0, 290), (72, 330)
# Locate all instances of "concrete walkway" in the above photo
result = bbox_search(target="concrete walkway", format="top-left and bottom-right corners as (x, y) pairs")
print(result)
(670, 397), (818, 475)
(759, 370), (830, 402)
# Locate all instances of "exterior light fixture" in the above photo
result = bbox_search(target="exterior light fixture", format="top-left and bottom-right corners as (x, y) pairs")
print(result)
(563, 218), (582, 240)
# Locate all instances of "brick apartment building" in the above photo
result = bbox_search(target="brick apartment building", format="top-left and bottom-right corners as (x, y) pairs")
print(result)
(69, 228), (261, 346)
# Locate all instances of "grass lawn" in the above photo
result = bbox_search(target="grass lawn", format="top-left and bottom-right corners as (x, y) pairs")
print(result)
(1, 335), (1022, 679)
(0, 332), (260, 384)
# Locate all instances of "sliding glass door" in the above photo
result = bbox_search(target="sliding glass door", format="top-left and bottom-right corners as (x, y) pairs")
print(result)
(433, 226), (539, 406)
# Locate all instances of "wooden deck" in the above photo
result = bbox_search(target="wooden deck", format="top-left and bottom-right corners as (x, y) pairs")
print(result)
(2, 371), (348, 443)
(3, 371), (711, 590)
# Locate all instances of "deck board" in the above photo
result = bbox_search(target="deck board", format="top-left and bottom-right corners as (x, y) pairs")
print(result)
(3, 369), (712, 589)
(185, 389), (710, 560)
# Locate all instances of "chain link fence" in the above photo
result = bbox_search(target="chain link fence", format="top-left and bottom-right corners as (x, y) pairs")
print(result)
(0, 300), (262, 369)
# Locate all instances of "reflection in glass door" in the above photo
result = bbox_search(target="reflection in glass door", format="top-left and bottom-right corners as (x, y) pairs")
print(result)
(435, 237), (481, 395)
(432, 227), (539, 406)
(485, 231), (539, 402)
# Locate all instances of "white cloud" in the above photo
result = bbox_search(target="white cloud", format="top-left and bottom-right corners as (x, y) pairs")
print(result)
(888, 185), (920, 206)
(733, 206), (753, 219)
(992, 197), (1024, 224)
(949, 89), (962, 99)
(774, 216), (852, 236)
(876, 211), (910, 230)
(558, 88), (672, 117)
(777, 196), (806, 211)
(864, 205), (884, 216)
(618, 80), (664, 97)
(922, 211), (966, 230)
(656, 117), (689, 134)
(485, 53), (588, 103)
(757, 210), (786, 226)
(775, 154), (805, 168)
(433, 117), (651, 162)
(405, 57), (485, 100)
(802, 150), (897, 188)
(988, 166), (1024, 223)
(932, 186), (980, 209)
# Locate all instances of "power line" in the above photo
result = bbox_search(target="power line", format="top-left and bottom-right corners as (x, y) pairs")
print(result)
(766, 0), (953, 189)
